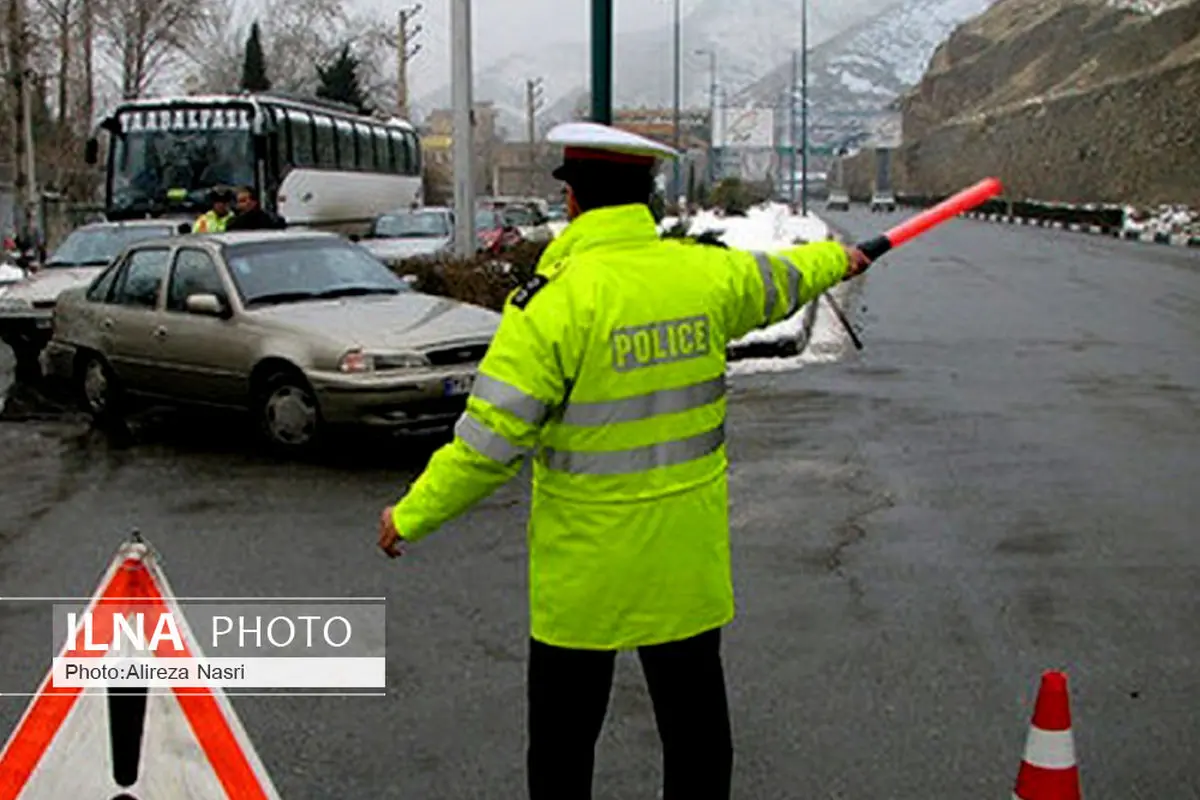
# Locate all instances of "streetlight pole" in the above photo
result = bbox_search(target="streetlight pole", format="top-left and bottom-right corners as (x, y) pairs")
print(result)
(451, 0), (476, 256)
(672, 0), (682, 205)
(591, 0), (612, 123)
(800, 0), (809, 216)
(789, 50), (797, 207)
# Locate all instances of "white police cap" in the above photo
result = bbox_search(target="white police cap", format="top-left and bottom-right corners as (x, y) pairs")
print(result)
(547, 122), (679, 179)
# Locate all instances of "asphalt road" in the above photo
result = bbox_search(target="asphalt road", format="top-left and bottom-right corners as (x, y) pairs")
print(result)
(1, 208), (1199, 798)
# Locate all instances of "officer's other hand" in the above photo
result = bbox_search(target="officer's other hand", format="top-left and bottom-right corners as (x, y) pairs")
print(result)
(378, 507), (406, 558)
(842, 245), (872, 279)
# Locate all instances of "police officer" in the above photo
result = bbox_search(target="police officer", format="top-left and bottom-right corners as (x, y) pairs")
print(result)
(377, 122), (873, 799)
(192, 187), (234, 233)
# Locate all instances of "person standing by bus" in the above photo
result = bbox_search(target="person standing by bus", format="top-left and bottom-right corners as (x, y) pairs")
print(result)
(226, 186), (286, 231)
(192, 187), (234, 233)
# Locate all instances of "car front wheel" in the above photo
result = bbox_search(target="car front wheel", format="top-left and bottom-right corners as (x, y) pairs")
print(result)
(78, 352), (123, 424)
(256, 370), (323, 453)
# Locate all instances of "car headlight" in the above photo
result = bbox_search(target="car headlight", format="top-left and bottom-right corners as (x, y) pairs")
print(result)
(337, 349), (430, 373)
(0, 297), (32, 312)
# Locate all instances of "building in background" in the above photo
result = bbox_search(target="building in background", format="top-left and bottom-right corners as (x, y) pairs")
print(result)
(613, 107), (712, 199)
(420, 102), (503, 197)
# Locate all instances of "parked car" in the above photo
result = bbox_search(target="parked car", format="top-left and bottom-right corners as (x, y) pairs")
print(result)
(498, 204), (554, 244)
(42, 230), (500, 451)
(357, 207), (454, 263)
(0, 219), (180, 379)
(870, 191), (897, 213)
(474, 209), (524, 255)
(826, 190), (850, 211)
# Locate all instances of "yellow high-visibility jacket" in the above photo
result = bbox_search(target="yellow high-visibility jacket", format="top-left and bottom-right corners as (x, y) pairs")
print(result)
(392, 203), (849, 650)
(192, 210), (233, 233)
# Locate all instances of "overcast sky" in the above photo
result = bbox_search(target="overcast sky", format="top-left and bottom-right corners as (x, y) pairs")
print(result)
(356, 0), (714, 98)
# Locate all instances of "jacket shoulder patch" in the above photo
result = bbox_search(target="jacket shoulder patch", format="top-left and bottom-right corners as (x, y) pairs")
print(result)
(510, 274), (550, 310)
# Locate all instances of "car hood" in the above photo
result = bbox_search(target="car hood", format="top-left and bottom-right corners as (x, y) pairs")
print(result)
(359, 237), (451, 261)
(2, 266), (104, 303)
(0, 263), (25, 287)
(248, 292), (500, 351)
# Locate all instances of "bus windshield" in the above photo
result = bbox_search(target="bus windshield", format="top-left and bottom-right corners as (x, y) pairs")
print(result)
(108, 106), (256, 214)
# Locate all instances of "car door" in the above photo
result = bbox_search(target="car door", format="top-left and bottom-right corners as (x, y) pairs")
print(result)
(154, 247), (255, 406)
(102, 247), (172, 395)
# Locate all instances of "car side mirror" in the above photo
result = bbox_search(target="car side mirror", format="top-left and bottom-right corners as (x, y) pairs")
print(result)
(84, 138), (99, 165)
(185, 293), (230, 318)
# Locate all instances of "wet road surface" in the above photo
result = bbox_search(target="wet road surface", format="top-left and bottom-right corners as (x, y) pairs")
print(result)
(1, 209), (1198, 797)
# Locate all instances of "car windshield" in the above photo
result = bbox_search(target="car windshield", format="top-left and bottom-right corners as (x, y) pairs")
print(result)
(475, 210), (503, 230)
(109, 106), (255, 214)
(45, 225), (175, 267)
(224, 238), (410, 307)
(502, 206), (538, 226)
(372, 211), (451, 238)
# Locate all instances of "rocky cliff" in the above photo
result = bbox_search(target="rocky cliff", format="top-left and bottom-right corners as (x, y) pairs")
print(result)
(851, 0), (1200, 206)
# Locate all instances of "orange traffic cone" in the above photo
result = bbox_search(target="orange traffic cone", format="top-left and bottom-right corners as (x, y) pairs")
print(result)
(1013, 670), (1081, 800)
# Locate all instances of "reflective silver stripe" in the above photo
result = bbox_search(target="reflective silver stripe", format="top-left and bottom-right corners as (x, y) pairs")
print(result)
(455, 413), (528, 464)
(470, 373), (549, 425)
(778, 254), (805, 316)
(751, 252), (777, 324)
(560, 376), (726, 427)
(540, 424), (725, 475)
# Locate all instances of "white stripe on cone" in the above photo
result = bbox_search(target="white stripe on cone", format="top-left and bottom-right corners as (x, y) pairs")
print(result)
(1022, 726), (1077, 770)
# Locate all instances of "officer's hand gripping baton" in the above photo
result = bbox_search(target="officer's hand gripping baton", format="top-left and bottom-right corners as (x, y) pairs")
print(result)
(825, 177), (1004, 350)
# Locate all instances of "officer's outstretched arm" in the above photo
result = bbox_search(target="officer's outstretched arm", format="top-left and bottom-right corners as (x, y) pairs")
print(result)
(725, 241), (849, 341)
(391, 274), (576, 542)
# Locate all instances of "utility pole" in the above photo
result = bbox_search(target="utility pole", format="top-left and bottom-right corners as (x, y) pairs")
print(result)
(451, 0), (476, 256)
(396, 5), (423, 119)
(695, 48), (717, 190)
(525, 77), (544, 197)
(789, 50), (798, 207)
(590, 0), (612, 123)
(671, 0), (681, 204)
(800, 0), (809, 216)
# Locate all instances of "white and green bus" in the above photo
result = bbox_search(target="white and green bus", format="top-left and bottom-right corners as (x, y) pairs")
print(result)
(86, 91), (423, 234)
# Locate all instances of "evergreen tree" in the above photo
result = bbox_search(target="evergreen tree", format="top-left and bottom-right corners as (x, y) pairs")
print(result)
(241, 22), (272, 92)
(315, 45), (372, 114)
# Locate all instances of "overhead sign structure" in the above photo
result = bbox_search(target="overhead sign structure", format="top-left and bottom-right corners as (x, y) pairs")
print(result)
(0, 536), (281, 799)
(715, 105), (775, 150)
(865, 111), (903, 150)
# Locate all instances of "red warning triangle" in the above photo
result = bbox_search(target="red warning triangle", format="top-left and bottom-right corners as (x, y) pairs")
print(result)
(0, 537), (281, 799)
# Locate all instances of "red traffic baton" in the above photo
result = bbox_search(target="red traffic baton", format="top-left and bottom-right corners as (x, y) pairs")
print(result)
(855, 177), (1004, 261)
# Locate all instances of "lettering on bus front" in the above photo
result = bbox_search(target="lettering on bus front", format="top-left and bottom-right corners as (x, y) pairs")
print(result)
(118, 107), (253, 133)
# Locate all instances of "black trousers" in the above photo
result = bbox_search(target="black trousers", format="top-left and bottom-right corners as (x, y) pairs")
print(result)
(527, 627), (733, 799)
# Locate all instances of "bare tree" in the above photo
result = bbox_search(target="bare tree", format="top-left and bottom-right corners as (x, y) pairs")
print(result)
(186, 0), (399, 112)
(93, 0), (213, 98)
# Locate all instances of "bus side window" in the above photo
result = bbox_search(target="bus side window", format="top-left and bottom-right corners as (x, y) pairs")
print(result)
(354, 123), (375, 171)
(287, 109), (315, 167)
(389, 130), (408, 174)
(406, 131), (422, 176)
(313, 114), (337, 169)
(335, 119), (356, 171)
(374, 127), (392, 172)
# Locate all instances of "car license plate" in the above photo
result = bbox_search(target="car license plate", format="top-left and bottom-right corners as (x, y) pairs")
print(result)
(444, 375), (474, 397)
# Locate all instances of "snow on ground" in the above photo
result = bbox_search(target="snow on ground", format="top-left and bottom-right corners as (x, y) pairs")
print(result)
(1121, 204), (1199, 236)
(680, 203), (856, 374)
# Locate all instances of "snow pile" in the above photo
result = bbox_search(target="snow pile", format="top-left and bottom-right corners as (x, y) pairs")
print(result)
(1107, 0), (1191, 15)
(1121, 204), (1199, 236)
(670, 203), (857, 374)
